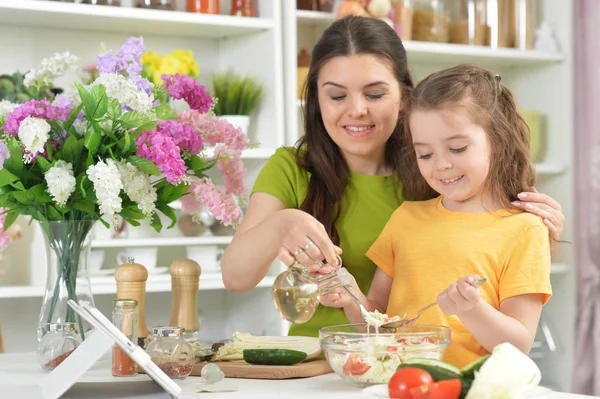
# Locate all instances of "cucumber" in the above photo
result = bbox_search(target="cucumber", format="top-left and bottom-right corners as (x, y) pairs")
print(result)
(460, 378), (473, 399)
(243, 349), (307, 365)
(460, 354), (490, 379)
(397, 358), (462, 381)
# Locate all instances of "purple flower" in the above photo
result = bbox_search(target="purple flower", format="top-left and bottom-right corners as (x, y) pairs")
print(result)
(2, 100), (70, 136)
(0, 141), (9, 170)
(157, 120), (204, 155)
(96, 52), (119, 75)
(162, 74), (213, 113)
(97, 38), (153, 97)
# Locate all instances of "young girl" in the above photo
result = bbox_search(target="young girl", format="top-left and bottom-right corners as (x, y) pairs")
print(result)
(322, 64), (552, 368)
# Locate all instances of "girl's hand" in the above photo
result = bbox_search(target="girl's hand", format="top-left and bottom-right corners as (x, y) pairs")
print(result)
(437, 275), (483, 316)
(275, 209), (342, 274)
(319, 273), (361, 309)
(512, 186), (564, 241)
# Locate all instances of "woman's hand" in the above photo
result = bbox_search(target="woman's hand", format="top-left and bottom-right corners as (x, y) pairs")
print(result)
(437, 275), (484, 316)
(275, 209), (342, 274)
(512, 186), (565, 240)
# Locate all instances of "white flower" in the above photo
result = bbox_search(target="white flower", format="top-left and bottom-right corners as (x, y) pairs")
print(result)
(92, 74), (154, 114)
(87, 159), (123, 220)
(24, 51), (80, 89)
(117, 161), (157, 217)
(18, 116), (51, 162)
(45, 160), (76, 207)
(0, 100), (17, 121)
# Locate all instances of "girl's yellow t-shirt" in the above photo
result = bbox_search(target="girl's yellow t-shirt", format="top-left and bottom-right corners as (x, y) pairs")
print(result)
(251, 147), (403, 337)
(366, 196), (552, 368)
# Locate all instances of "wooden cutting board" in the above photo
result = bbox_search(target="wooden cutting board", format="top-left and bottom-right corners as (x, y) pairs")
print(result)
(191, 358), (333, 379)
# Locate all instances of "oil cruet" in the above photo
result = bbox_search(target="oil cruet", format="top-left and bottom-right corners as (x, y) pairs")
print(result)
(271, 255), (354, 324)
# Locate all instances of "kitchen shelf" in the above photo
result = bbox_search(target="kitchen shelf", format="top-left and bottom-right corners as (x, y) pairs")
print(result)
(295, 10), (562, 67)
(205, 147), (276, 160)
(91, 236), (233, 248)
(0, 274), (276, 299)
(0, 0), (274, 39)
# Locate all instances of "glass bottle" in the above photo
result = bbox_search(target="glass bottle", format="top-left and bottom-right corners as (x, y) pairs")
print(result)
(112, 299), (138, 377)
(37, 323), (81, 372)
(187, 0), (219, 13)
(231, 0), (255, 17)
(137, 0), (176, 10)
(487, 0), (513, 48)
(146, 327), (195, 379)
(412, 0), (450, 43)
(512, 0), (536, 50)
(449, 0), (489, 46)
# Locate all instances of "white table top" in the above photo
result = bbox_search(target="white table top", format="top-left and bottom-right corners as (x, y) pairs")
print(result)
(0, 352), (592, 399)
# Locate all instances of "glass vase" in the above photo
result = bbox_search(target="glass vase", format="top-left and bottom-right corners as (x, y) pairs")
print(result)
(37, 220), (96, 343)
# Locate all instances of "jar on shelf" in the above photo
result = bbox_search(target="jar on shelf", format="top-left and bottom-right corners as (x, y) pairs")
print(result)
(486, 0), (513, 48)
(146, 327), (195, 379)
(231, 0), (255, 17)
(80, 0), (121, 5)
(36, 323), (81, 372)
(449, 0), (490, 46)
(187, 0), (219, 13)
(297, 0), (318, 11)
(391, 0), (413, 41)
(137, 0), (176, 10)
(412, 0), (450, 43)
(512, 0), (537, 50)
(112, 299), (138, 377)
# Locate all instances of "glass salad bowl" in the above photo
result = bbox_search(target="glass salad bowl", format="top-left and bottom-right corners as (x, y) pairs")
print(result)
(319, 323), (451, 387)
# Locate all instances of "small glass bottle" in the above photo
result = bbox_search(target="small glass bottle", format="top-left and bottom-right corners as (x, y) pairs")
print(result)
(37, 323), (81, 372)
(449, 0), (489, 46)
(231, 0), (255, 17)
(112, 299), (138, 377)
(187, 0), (219, 13)
(412, 0), (450, 42)
(146, 326), (195, 379)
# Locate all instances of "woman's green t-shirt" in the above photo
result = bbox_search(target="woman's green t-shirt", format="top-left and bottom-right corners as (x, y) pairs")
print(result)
(250, 147), (404, 337)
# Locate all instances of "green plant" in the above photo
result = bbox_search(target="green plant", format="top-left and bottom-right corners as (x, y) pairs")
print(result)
(211, 70), (264, 116)
(0, 72), (62, 103)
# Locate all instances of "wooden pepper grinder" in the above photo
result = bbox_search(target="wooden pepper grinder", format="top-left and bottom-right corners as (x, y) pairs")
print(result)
(169, 259), (201, 342)
(114, 260), (150, 347)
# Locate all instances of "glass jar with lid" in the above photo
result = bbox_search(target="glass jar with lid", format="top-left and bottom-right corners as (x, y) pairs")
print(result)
(146, 326), (195, 379)
(412, 0), (450, 42)
(112, 299), (138, 377)
(36, 323), (81, 371)
(449, 0), (490, 46)
(137, 0), (176, 10)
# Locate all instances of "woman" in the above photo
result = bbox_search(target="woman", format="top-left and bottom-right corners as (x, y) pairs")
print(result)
(220, 16), (565, 337)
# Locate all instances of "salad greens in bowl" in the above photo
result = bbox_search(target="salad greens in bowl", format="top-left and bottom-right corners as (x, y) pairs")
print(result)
(319, 323), (451, 387)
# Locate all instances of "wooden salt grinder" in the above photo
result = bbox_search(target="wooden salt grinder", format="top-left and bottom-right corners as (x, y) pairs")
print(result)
(114, 262), (150, 342)
(169, 259), (201, 333)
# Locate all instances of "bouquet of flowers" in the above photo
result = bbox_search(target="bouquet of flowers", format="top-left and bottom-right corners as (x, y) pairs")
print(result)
(0, 37), (250, 340)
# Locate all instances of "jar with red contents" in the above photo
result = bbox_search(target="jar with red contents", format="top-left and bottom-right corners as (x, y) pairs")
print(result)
(187, 0), (219, 14)
(231, 0), (255, 17)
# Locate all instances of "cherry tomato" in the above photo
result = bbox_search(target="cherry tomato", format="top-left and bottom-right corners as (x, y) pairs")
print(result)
(410, 379), (462, 399)
(342, 354), (370, 376)
(388, 367), (434, 399)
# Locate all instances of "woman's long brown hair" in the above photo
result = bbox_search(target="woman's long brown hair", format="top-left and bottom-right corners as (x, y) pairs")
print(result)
(400, 64), (535, 209)
(295, 16), (414, 244)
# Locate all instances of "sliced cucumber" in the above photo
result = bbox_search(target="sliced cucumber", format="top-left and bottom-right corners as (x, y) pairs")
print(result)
(397, 358), (462, 381)
(460, 354), (490, 379)
(243, 349), (307, 365)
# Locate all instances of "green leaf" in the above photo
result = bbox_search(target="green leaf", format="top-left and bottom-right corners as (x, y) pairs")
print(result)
(29, 184), (52, 204)
(84, 129), (102, 155)
(120, 111), (152, 130)
(3, 139), (26, 179)
(36, 156), (53, 173)
(9, 180), (25, 191)
(64, 103), (84, 130)
(149, 212), (163, 233)
(3, 210), (18, 230)
(0, 192), (18, 208)
(61, 135), (83, 166)
(130, 121), (156, 139)
(0, 169), (20, 188)
(12, 190), (35, 205)
(157, 182), (190, 204)
(90, 84), (109, 119)
(107, 99), (122, 120)
(72, 200), (96, 217)
(154, 103), (179, 120)
(127, 155), (161, 176)
(188, 155), (216, 172)
(46, 205), (63, 221)
(74, 82), (94, 117)
(157, 204), (177, 229)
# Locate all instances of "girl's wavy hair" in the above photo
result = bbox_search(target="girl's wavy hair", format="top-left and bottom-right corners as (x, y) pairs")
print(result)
(296, 16), (414, 244)
(399, 63), (535, 210)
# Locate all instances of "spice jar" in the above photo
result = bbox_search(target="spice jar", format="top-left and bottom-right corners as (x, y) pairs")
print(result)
(449, 0), (490, 46)
(112, 299), (138, 377)
(36, 323), (81, 372)
(412, 0), (449, 42)
(231, 0), (255, 17)
(137, 0), (176, 10)
(146, 327), (195, 379)
(187, 0), (219, 13)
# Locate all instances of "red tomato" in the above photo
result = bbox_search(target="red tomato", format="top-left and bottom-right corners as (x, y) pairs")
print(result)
(410, 379), (462, 399)
(388, 368), (434, 399)
(342, 354), (370, 376)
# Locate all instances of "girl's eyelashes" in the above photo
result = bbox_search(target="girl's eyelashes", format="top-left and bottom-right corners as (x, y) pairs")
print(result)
(331, 95), (345, 101)
(450, 146), (468, 153)
(329, 93), (386, 101)
(418, 153), (432, 160)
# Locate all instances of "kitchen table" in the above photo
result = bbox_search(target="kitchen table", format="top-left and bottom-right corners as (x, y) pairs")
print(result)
(0, 352), (593, 399)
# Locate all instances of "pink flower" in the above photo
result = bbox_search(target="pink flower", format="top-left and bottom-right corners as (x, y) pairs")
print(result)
(157, 119), (203, 155)
(162, 74), (212, 113)
(136, 130), (186, 185)
(178, 110), (249, 151)
(0, 209), (12, 249)
(215, 145), (247, 196)
(2, 100), (70, 136)
(192, 177), (242, 227)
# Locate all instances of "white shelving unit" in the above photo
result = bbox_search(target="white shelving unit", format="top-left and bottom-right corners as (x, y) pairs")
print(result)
(0, 0), (289, 353)
(283, 1), (575, 393)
